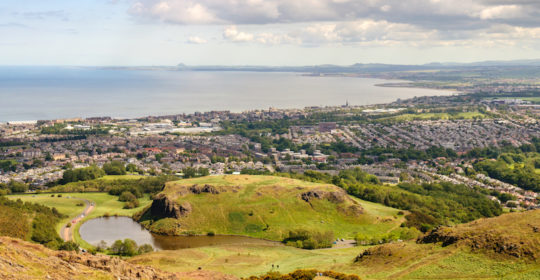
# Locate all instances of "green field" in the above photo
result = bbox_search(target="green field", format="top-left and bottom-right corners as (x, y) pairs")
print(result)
(141, 175), (404, 241)
(131, 210), (540, 279)
(100, 174), (146, 180)
(130, 242), (540, 279)
(8, 193), (152, 248)
(381, 111), (485, 122)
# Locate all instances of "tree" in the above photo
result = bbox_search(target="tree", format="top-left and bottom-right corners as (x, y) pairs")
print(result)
(59, 241), (79, 252)
(110, 240), (124, 255)
(138, 244), (154, 254)
(122, 239), (139, 256)
(155, 153), (165, 163)
(102, 161), (126, 175)
(126, 163), (138, 173)
(60, 165), (105, 184)
(96, 240), (108, 252)
(118, 191), (137, 202)
(110, 239), (140, 256)
(8, 180), (28, 193)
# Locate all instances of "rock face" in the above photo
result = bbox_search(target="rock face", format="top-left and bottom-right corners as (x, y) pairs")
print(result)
(150, 194), (191, 219)
(56, 251), (176, 280)
(301, 190), (324, 202)
(189, 184), (220, 194)
(301, 189), (350, 203)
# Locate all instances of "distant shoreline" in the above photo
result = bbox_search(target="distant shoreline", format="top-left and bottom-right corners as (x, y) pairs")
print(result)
(0, 69), (454, 123)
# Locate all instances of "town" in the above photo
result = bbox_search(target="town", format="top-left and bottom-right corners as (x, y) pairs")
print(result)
(1, 93), (539, 211)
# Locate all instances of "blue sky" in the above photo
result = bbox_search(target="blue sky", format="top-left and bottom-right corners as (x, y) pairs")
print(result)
(1, 0), (540, 66)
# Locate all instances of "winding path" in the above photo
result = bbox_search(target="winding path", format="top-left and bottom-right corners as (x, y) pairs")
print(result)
(60, 199), (94, 242)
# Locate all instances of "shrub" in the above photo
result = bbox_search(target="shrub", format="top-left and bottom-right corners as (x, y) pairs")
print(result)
(109, 239), (149, 256)
(119, 191), (137, 202)
(283, 229), (334, 249)
(103, 161), (127, 175)
(138, 244), (154, 254)
(246, 269), (361, 280)
(59, 241), (80, 252)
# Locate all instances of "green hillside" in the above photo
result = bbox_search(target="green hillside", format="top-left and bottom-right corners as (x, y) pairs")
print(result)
(0, 196), (65, 249)
(137, 175), (405, 241)
(131, 210), (540, 279)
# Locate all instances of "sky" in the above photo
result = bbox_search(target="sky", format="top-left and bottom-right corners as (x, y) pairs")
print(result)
(1, 0), (540, 66)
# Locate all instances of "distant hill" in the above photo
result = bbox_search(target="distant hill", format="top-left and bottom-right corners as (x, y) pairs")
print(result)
(135, 175), (404, 240)
(171, 59), (540, 73)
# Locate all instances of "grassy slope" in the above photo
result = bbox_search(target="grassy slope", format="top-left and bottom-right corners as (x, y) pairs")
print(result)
(0, 204), (31, 240)
(0, 236), (219, 280)
(147, 175), (404, 240)
(8, 193), (152, 248)
(131, 210), (540, 279)
(130, 242), (540, 279)
(0, 237), (113, 280)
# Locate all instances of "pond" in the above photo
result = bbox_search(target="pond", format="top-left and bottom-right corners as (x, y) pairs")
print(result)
(79, 216), (280, 250)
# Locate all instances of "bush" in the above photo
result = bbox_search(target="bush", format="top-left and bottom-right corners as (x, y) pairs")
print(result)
(246, 269), (361, 280)
(138, 244), (154, 254)
(119, 191), (137, 202)
(355, 227), (421, 245)
(109, 239), (150, 256)
(283, 229), (334, 249)
(103, 161), (127, 175)
(5, 180), (29, 193)
(123, 201), (140, 209)
(59, 241), (80, 252)
(60, 165), (105, 184)
(96, 240), (108, 252)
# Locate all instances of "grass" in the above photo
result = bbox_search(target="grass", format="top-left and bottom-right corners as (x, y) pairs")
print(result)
(7, 194), (88, 234)
(100, 174), (146, 180)
(380, 111), (485, 122)
(145, 175), (404, 240)
(0, 236), (115, 280)
(130, 241), (540, 279)
(0, 205), (31, 240)
(7, 193), (152, 248)
(129, 209), (540, 279)
(130, 243), (368, 278)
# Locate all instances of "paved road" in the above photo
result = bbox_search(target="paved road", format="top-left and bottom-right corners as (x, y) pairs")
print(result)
(60, 199), (94, 242)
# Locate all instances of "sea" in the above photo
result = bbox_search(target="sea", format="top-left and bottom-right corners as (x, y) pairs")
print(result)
(0, 66), (454, 122)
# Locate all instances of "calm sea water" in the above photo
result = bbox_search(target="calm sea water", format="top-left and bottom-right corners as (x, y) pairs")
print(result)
(0, 67), (453, 122)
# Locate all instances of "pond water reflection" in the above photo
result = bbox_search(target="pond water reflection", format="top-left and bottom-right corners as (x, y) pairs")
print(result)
(79, 216), (280, 250)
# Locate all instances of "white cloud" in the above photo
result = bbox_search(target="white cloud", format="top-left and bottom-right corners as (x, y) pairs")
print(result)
(186, 36), (208, 44)
(477, 5), (524, 20)
(223, 25), (254, 42)
(127, 0), (540, 50)
(130, 1), (218, 24)
(222, 26), (301, 45)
